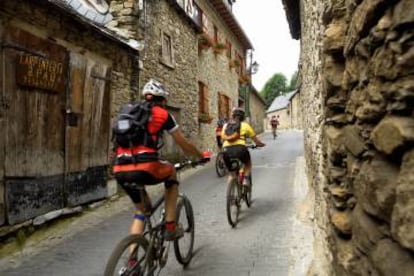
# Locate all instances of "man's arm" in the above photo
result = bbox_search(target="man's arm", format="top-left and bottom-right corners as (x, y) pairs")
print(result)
(171, 130), (203, 159)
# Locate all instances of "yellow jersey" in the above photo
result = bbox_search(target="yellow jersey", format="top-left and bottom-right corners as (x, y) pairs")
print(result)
(221, 121), (256, 147)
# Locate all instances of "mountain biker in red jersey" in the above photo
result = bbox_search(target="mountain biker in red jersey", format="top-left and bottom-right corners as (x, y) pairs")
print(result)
(113, 79), (210, 240)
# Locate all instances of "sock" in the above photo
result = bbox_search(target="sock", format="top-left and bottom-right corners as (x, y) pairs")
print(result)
(165, 221), (176, 231)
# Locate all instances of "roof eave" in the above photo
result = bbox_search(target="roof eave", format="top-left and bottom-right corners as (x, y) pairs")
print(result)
(207, 0), (253, 50)
(281, 0), (301, 40)
(48, 0), (141, 52)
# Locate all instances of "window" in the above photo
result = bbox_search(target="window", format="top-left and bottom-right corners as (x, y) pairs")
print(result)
(218, 93), (231, 118)
(226, 39), (232, 58)
(198, 81), (209, 114)
(161, 31), (174, 67)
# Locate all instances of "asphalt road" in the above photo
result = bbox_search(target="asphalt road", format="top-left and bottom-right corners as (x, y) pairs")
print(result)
(1, 130), (308, 276)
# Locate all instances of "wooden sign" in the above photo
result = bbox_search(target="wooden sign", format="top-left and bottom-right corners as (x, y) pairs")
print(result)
(16, 54), (67, 93)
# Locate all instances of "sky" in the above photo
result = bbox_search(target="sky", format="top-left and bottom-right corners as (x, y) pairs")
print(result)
(232, 0), (300, 91)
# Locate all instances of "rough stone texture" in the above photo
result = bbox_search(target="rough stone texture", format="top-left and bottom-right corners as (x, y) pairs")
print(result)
(355, 154), (399, 222)
(392, 149), (414, 252)
(371, 239), (414, 276)
(292, 0), (414, 273)
(371, 116), (414, 155)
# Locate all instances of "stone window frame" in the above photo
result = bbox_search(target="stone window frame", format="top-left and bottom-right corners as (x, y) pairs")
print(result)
(198, 81), (209, 115)
(218, 92), (231, 119)
(160, 30), (175, 69)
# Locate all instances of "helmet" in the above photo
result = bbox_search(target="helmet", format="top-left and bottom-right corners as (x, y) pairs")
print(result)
(142, 79), (169, 98)
(232, 107), (245, 120)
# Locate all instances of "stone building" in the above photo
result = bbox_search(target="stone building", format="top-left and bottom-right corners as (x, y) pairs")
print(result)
(248, 86), (266, 133)
(117, 0), (255, 154)
(0, 0), (140, 226)
(283, 0), (414, 274)
(265, 90), (301, 130)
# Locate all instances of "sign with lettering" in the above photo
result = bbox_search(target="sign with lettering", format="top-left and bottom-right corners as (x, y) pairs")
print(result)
(16, 54), (67, 93)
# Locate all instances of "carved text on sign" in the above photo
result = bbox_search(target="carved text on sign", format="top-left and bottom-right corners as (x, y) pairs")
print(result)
(16, 54), (66, 93)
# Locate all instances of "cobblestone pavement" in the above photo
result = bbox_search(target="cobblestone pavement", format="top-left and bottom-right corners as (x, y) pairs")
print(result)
(0, 130), (312, 276)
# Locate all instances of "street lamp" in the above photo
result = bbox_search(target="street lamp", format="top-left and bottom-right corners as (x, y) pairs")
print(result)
(244, 51), (259, 119)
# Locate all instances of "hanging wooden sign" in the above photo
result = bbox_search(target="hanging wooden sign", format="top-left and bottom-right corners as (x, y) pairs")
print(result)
(16, 54), (67, 93)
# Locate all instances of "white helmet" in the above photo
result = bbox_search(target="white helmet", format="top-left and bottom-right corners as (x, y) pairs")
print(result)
(142, 79), (169, 98)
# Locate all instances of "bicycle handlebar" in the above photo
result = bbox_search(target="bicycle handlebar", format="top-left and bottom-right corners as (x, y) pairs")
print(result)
(246, 144), (258, 149)
(174, 159), (208, 171)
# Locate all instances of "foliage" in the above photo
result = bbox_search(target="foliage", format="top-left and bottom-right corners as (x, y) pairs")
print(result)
(288, 71), (298, 90)
(260, 73), (288, 107)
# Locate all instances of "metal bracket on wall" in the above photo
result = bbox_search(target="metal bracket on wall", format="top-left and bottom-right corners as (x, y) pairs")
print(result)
(91, 73), (112, 82)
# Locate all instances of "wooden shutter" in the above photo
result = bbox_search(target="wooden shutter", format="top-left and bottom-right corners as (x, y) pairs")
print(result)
(198, 81), (208, 114)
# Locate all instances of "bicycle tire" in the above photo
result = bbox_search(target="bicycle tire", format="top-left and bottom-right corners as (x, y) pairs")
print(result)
(245, 174), (252, 207)
(226, 178), (240, 228)
(215, 152), (227, 177)
(174, 195), (195, 266)
(104, 235), (152, 276)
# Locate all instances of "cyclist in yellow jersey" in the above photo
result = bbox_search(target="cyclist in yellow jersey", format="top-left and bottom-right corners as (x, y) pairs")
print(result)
(221, 108), (265, 185)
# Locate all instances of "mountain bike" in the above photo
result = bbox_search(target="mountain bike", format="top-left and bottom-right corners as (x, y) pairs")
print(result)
(104, 159), (206, 276)
(226, 144), (257, 228)
(215, 150), (227, 177)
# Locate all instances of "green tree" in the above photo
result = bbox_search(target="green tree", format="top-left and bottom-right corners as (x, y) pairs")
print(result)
(288, 71), (298, 90)
(260, 73), (288, 107)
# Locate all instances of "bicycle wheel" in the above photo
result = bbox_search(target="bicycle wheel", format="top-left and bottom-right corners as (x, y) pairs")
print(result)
(226, 178), (240, 228)
(215, 152), (227, 177)
(174, 195), (195, 266)
(245, 174), (252, 207)
(104, 235), (152, 276)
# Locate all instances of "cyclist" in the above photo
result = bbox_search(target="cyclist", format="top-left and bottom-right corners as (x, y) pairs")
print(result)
(112, 79), (210, 241)
(270, 115), (279, 138)
(221, 108), (265, 186)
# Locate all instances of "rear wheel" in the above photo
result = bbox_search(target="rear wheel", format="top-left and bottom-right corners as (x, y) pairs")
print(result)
(174, 195), (195, 266)
(226, 178), (240, 228)
(215, 151), (227, 177)
(104, 235), (152, 276)
(245, 174), (253, 207)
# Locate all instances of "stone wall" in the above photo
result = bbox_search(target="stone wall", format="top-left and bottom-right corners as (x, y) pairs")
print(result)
(195, 0), (246, 151)
(297, 0), (334, 273)
(249, 90), (266, 133)
(290, 92), (302, 129)
(135, 0), (200, 157)
(299, 0), (414, 274)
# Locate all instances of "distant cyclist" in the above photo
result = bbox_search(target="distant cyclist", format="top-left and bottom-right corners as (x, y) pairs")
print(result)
(221, 108), (265, 186)
(112, 79), (210, 241)
(270, 115), (279, 139)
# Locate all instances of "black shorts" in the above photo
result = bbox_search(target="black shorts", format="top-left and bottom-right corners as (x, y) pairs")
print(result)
(114, 160), (177, 203)
(216, 135), (223, 148)
(222, 145), (251, 171)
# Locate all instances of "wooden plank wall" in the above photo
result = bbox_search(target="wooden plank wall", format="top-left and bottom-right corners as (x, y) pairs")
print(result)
(4, 28), (66, 177)
(0, 23), (5, 225)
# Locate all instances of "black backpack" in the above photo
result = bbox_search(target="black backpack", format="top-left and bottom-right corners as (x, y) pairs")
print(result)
(112, 101), (155, 149)
(222, 120), (241, 142)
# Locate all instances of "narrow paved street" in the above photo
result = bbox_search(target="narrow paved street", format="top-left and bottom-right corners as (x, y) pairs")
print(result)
(1, 130), (311, 276)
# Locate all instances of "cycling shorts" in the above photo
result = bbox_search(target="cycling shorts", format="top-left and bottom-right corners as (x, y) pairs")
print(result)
(114, 160), (177, 203)
(222, 145), (251, 171)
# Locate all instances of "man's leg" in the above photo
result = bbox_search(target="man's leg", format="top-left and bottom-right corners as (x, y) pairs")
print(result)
(164, 170), (184, 240)
(130, 202), (146, 235)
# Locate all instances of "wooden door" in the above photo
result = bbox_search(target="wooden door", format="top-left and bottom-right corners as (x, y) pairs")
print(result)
(2, 27), (68, 224)
(65, 53), (112, 206)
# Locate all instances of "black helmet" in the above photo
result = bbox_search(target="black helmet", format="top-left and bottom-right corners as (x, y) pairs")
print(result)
(232, 107), (245, 120)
